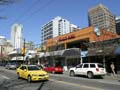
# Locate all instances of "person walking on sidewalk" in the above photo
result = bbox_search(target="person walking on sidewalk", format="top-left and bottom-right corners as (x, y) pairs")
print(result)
(110, 62), (116, 76)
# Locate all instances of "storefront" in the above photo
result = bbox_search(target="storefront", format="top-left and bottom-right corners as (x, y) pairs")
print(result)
(43, 26), (120, 71)
(39, 48), (80, 71)
(87, 39), (120, 73)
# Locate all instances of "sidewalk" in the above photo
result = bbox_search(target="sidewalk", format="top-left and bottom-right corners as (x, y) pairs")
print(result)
(104, 73), (120, 81)
(63, 71), (120, 84)
(99, 74), (120, 85)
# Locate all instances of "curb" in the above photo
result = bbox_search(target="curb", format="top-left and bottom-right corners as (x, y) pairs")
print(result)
(64, 71), (120, 80)
(104, 75), (120, 80)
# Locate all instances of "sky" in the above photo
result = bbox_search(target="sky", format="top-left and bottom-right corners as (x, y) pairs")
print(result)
(0, 0), (120, 45)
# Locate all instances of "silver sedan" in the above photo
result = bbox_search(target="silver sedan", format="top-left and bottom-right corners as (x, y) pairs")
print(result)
(5, 63), (17, 69)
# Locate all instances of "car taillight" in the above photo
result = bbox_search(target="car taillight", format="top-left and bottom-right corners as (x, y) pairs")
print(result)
(96, 68), (99, 71)
(55, 68), (58, 71)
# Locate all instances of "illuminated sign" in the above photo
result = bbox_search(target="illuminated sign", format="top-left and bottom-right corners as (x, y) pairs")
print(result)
(58, 34), (75, 41)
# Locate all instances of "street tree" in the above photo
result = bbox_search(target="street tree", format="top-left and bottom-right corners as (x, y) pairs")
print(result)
(91, 27), (118, 68)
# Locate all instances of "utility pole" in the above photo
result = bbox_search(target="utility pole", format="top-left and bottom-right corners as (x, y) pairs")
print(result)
(0, 45), (2, 60)
(23, 38), (25, 62)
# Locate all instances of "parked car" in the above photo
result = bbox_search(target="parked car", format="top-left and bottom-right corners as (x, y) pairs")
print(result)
(44, 65), (63, 74)
(16, 65), (49, 82)
(5, 63), (17, 69)
(69, 63), (107, 79)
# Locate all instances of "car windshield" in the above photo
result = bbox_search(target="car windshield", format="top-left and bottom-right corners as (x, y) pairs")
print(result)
(8, 62), (16, 65)
(28, 66), (40, 70)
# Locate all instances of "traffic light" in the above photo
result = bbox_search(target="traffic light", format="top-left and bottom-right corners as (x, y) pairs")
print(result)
(21, 47), (26, 55)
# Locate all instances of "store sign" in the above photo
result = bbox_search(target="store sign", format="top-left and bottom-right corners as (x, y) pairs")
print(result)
(58, 34), (75, 41)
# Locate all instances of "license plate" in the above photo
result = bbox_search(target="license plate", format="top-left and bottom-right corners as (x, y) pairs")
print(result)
(40, 77), (45, 79)
(101, 70), (104, 73)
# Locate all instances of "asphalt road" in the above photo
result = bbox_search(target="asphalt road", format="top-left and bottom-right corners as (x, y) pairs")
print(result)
(0, 66), (120, 90)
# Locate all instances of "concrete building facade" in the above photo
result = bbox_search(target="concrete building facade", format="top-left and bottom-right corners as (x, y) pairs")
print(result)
(0, 36), (6, 45)
(41, 16), (78, 45)
(11, 23), (23, 49)
(0, 36), (13, 60)
(88, 4), (116, 34)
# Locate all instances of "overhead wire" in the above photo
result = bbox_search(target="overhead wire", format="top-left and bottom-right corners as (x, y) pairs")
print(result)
(0, 0), (56, 45)
(0, 0), (17, 5)
(12, 0), (42, 23)
(1, 0), (56, 35)
(6, 0), (56, 24)
(0, 6), (8, 12)
(18, 0), (56, 23)
(30, 0), (55, 17)
(0, 0), (19, 19)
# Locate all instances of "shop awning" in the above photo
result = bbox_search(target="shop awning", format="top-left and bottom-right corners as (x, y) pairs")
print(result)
(8, 50), (22, 57)
(87, 46), (115, 56)
(62, 48), (80, 57)
(39, 48), (80, 58)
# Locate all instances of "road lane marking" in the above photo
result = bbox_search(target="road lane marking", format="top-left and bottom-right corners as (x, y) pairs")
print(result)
(50, 79), (106, 90)
(2, 75), (10, 80)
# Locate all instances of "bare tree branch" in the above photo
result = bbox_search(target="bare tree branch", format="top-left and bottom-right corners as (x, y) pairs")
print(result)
(0, 0), (19, 20)
(0, 0), (17, 5)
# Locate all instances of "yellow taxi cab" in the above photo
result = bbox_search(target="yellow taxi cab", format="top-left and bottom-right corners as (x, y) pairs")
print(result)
(16, 64), (49, 82)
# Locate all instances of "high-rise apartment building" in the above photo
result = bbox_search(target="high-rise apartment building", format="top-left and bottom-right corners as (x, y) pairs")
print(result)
(11, 23), (23, 49)
(0, 36), (13, 59)
(88, 4), (116, 33)
(0, 36), (6, 45)
(116, 16), (120, 34)
(41, 16), (78, 45)
(0, 36), (6, 58)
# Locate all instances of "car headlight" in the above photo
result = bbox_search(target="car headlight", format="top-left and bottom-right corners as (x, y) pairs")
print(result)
(46, 73), (49, 76)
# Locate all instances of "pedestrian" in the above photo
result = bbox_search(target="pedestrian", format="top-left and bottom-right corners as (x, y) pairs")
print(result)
(110, 62), (116, 76)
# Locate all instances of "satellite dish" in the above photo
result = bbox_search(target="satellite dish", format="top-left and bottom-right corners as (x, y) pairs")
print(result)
(94, 27), (101, 36)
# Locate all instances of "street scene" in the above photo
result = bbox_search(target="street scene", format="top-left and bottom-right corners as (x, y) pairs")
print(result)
(0, 0), (120, 90)
(0, 66), (120, 90)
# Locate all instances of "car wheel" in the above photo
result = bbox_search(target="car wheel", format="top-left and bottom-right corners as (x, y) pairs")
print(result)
(17, 73), (21, 79)
(70, 71), (75, 76)
(87, 72), (93, 79)
(28, 76), (32, 83)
